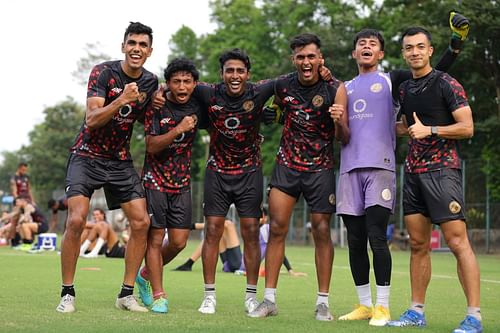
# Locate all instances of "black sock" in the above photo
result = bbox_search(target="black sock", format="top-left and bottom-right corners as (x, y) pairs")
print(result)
(118, 284), (134, 298)
(185, 258), (194, 267)
(61, 284), (75, 297)
(22, 239), (33, 244)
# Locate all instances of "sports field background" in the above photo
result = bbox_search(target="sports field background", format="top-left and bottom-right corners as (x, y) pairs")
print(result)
(1, 243), (498, 332)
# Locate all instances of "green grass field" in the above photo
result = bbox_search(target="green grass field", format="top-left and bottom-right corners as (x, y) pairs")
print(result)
(0, 242), (498, 333)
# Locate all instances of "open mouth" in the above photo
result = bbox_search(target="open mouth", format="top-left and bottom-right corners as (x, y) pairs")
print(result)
(361, 50), (373, 57)
(229, 81), (241, 90)
(302, 67), (313, 78)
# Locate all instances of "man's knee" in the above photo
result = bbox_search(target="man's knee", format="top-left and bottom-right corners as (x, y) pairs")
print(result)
(129, 217), (150, 234)
(409, 237), (429, 254)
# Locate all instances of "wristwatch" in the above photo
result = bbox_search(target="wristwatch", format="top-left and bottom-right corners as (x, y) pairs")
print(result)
(431, 126), (438, 137)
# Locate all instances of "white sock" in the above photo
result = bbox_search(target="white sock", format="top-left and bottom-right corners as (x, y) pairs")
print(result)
(245, 284), (257, 300)
(79, 239), (91, 256)
(356, 283), (372, 307)
(264, 288), (276, 303)
(316, 292), (329, 307)
(375, 285), (390, 308)
(467, 307), (481, 321)
(88, 238), (105, 256)
(411, 302), (425, 314)
(204, 284), (216, 298)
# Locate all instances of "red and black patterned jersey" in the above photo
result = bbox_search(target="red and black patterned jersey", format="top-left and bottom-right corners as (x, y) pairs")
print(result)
(275, 73), (340, 172)
(399, 70), (469, 173)
(11, 174), (31, 199)
(70, 60), (158, 161)
(193, 80), (274, 174)
(142, 98), (202, 193)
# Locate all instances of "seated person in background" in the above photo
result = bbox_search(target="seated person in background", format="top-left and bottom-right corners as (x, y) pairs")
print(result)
(175, 209), (307, 277)
(12, 196), (48, 251)
(47, 195), (68, 233)
(80, 208), (127, 258)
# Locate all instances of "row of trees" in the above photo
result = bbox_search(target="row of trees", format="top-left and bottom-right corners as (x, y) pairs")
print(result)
(1, 0), (498, 210)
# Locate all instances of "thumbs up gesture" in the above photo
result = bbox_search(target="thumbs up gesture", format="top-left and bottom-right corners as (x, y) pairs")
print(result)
(408, 112), (432, 139)
(152, 83), (166, 110)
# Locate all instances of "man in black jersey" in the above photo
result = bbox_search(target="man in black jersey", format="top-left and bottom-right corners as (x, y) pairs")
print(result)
(387, 27), (482, 333)
(10, 162), (35, 204)
(57, 22), (158, 313)
(195, 49), (266, 315)
(135, 58), (201, 314)
(249, 33), (348, 321)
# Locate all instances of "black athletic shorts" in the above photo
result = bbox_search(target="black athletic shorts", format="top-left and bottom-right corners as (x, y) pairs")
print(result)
(146, 188), (192, 229)
(269, 163), (336, 214)
(403, 168), (466, 224)
(105, 242), (126, 258)
(203, 168), (263, 218)
(65, 154), (144, 210)
(37, 222), (48, 234)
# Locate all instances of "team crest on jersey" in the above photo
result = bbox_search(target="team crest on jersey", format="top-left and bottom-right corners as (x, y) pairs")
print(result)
(312, 95), (324, 107)
(243, 100), (254, 112)
(370, 83), (383, 93)
(138, 92), (147, 103)
(328, 193), (336, 205)
(449, 201), (461, 214)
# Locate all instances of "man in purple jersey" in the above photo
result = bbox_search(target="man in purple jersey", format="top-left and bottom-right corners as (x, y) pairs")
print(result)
(249, 33), (349, 321)
(57, 22), (158, 313)
(337, 12), (469, 327)
(135, 58), (201, 314)
(387, 27), (482, 333)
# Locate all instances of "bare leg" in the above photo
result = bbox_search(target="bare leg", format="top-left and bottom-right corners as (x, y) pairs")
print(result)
(405, 213), (432, 304)
(265, 188), (296, 289)
(161, 228), (190, 265)
(240, 217), (260, 286)
(146, 228), (166, 297)
(120, 198), (150, 287)
(310, 213), (333, 293)
(440, 220), (480, 307)
(61, 196), (90, 285)
(202, 216), (225, 284)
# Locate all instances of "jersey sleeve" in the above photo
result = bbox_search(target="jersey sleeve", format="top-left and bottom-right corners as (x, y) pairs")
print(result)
(390, 70), (412, 101)
(440, 74), (469, 112)
(434, 47), (458, 73)
(193, 84), (214, 130)
(144, 103), (160, 136)
(87, 65), (109, 98)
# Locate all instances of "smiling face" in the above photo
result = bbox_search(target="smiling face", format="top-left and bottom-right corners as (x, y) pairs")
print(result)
(291, 43), (322, 86)
(121, 33), (153, 76)
(167, 71), (196, 104)
(402, 32), (434, 74)
(221, 59), (250, 97)
(352, 36), (384, 73)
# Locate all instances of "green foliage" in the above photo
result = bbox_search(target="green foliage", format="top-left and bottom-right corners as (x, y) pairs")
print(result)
(23, 98), (84, 207)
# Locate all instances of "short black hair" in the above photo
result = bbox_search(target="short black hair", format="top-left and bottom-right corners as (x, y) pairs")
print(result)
(18, 162), (28, 168)
(353, 29), (385, 51)
(400, 27), (432, 45)
(124, 21), (153, 46)
(219, 48), (251, 71)
(164, 58), (199, 81)
(290, 33), (321, 51)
